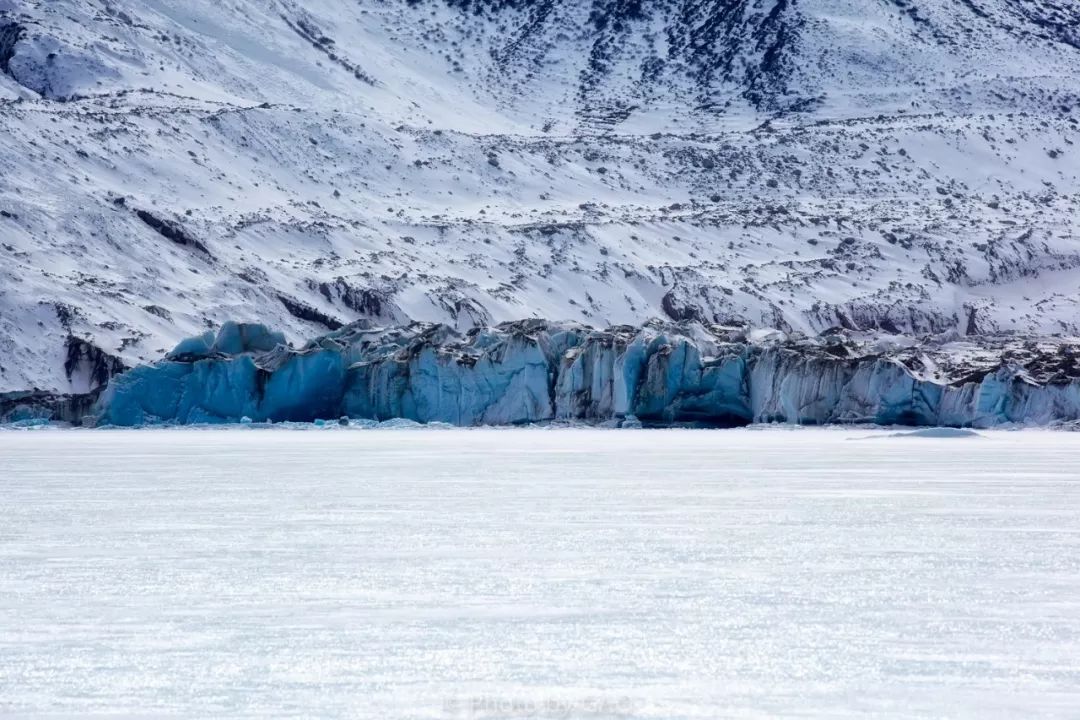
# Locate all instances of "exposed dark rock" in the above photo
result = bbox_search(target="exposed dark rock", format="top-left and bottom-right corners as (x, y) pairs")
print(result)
(0, 22), (23, 77)
(661, 291), (703, 322)
(316, 278), (399, 321)
(431, 0), (805, 115)
(64, 336), (127, 392)
(51, 304), (76, 332)
(135, 209), (213, 257)
(277, 293), (344, 330)
(142, 304), (172, 320)
(280, 14), (376, 85)
(0, 389), (102, 425)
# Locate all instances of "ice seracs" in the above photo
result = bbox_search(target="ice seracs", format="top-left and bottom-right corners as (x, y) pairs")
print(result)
(91, 320), (1080, 429)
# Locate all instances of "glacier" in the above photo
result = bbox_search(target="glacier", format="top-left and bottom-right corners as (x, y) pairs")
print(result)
(80, 320), (1080, 428)
(2, 0), (1079, 397)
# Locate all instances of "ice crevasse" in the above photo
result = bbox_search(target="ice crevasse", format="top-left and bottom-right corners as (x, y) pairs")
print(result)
(95, 319), (1080, 428)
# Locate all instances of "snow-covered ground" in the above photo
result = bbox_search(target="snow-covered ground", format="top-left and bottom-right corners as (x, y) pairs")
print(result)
(3, 427), (1080, 718)
(1, 0), (1079, 394)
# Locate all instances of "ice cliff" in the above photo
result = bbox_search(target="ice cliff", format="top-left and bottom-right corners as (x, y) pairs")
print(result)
(83, 320), (1080, 429)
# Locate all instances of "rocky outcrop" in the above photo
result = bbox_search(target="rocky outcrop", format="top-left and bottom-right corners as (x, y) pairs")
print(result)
(64, 336), (126, 393)
(0, 336), (122, 424)
(0, 22), (24, 77)
(94, 320), (1080, 428)
(0, 389), (101, 425)
(134, 210), (213, 257)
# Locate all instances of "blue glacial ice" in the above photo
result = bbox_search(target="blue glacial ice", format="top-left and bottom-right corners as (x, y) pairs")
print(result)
(95, 320), (1080, 428)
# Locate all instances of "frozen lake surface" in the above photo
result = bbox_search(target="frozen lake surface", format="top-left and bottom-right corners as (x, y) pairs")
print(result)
(2, 428), (1080, 718)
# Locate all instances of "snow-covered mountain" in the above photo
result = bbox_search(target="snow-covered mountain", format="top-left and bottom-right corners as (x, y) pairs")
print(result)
(1, 0), (1079, 396)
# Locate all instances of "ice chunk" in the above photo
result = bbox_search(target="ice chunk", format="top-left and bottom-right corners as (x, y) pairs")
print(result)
(166, 331), (215, 361)
(886, 428), (982, 438)
(211, 321), (287, 356)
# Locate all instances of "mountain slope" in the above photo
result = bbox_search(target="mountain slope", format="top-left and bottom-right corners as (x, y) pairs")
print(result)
(0, 0), (1078, 394)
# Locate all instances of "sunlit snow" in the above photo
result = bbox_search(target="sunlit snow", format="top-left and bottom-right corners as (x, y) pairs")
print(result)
(3, 428), (1080, 717)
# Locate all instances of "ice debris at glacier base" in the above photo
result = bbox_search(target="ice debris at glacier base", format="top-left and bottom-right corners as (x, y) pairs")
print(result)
(94, 319), (1080, 428)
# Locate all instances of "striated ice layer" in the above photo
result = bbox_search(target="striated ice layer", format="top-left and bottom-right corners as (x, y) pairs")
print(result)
(96, 320), (1080, 428)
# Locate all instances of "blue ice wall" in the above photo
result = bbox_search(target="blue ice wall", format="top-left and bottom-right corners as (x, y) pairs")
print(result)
(96, 320), (1080, 428)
